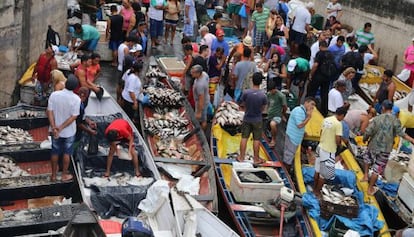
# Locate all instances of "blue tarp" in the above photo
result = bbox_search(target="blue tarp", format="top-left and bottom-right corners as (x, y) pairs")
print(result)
(302, 167), (384, 236)
(376, 179), (399, 198)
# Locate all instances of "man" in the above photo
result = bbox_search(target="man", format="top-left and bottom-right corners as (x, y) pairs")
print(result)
(373, 69), (396, 114)
(71, 23), (101, 52)
(123, 44), (144, 74)
(118, 36), (137, 74)
(106, 5), (124, 67)
(191, 65), (210, 131)
(207, 47), (226, 102)
(309, 30), (327, 67)
(328, 35), (345, 69)
(206, 12), (222, 35)
(266, 81), (287, 148)
(356, 22), (375, 48)
(232, 47), (257, 101)
(313, 106), (347, 197)
(362, 100), (414, 195)
(289, 2), (313, 55)
(307, 40), (337, 116)
(32, 44), (58, 103)
(359, 44), (378, 65)
(199, 26), (217, 57)
(75, 55), (103, 99)
(286, 56), (310, 102)
(184, 0), (197, 40)
(148, 0), (167, 48)
(283, 97), (316, 171)
(47, 75), (81, 182)
(211, 29), (230, 56)
(328, 80), (349, 115)
(227, 36), (254, 64)
(249, 2), (270, 53)
(237, 72), (268, 164)
(105, 119), (141, 177)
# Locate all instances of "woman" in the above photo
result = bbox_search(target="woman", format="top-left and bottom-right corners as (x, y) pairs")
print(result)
(120, 0), (136, 39)
(121, 63), (144, 122)
(336, 67), (355, 101)
(264, 51), (287, 90)
(272, 14), (289, 48)
(164, 0), (180, 45)
(265, 10), (278, 40)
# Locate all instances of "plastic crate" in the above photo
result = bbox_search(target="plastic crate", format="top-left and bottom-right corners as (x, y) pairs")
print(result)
(230, 168), (284, 203)
(320, 196), (359, 219)
(329, 218), (349, 237)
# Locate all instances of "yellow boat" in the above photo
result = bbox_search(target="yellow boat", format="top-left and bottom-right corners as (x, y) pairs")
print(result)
(294, 108), (391, 237)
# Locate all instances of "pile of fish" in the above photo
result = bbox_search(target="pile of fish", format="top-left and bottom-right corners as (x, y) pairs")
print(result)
(360, 83), (408, 101)
(17, 110), (40, 118)
(393, 90), (408, 100)
(215, 101), (244, 127)
(321, 184), (357, 206)
(0, 156), (30, 178)
(0, 209), (41, 225)
(0, 126), (33, 145)
(389, 151), (411, 166)
(156, 138), (191, 159)
(83, 172), (154, 187)
(144, 86), (183, 107)
(145, 67), (167, 79)
(144, 109), (190, 139)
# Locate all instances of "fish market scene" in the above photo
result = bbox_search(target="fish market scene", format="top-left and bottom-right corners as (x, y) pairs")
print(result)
(2, 0), (414, 236)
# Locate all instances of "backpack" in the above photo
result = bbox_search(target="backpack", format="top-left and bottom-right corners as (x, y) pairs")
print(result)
(318, 51), (337, 78)
(45, 25), (60, 49)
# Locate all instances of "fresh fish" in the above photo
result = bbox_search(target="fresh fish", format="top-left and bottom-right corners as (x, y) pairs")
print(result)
(214, 101), (244, 127)
(238, 172), (265, 183)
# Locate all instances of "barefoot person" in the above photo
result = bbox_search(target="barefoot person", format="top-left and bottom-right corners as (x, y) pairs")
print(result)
(104, 118), (141, 177)
(47, 75), (81, 182)
(237, 72), (268, 164)
(362, 100), (414, 195)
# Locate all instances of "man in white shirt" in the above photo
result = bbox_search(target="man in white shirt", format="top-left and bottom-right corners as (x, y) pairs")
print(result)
(290, 2), (312, 54)
(309, 31), (327, 67)
(149, 0), (167, 48)
(199, 26), (216, 57)
(328, 80), (349, 114)
(47, 75), (81, 182)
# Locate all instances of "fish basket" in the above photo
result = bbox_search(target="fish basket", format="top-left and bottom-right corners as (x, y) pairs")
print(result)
(328, 218), (349, 237)
(320, 196), (359, 219)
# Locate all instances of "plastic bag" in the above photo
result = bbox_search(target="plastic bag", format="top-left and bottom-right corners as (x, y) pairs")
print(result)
(238, 4), (247, 18)
(87, 135), (98, 155)
(397, 68), (411, 82)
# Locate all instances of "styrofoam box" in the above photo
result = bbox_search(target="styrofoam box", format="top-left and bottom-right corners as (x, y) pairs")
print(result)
(230, 167), (284, 203)
(398, 172), (414, 212)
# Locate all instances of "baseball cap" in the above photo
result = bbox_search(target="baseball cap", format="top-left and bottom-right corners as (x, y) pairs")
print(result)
(382, 99), (393, 110)
(287, 59), (297, 72)
(216, 29), (225, 37)
(129, 44), (142, 53)
(392, 105), (400, 115)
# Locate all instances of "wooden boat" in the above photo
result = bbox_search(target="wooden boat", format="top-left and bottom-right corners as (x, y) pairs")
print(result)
(358, 65), (412, 109)
(211, 122), (313, 237)
(294, 112), (391, 237)
(74, 88), (179, 236)
(138, 57), (218, 212)
(62, 203), (106, 237)
(0, 126), (82, 236)
(0, 103), (48, 130)
(171, 188), (240, 237)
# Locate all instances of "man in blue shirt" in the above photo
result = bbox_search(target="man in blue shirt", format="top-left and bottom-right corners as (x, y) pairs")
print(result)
(328, 35), (345, 70)
(211, 29), (230, 56)
(283, 97), (316, 171)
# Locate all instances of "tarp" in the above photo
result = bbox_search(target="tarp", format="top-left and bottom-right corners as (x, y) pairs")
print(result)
(302, 167), (384, 236)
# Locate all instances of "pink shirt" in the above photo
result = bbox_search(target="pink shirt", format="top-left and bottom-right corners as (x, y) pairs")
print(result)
(121, 7), (134, 31)
(404, 45), (414, 71)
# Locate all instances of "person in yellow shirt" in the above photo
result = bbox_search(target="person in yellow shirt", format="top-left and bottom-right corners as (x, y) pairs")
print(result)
(393, 106), (414, 137)
(314, 106), (347, 197)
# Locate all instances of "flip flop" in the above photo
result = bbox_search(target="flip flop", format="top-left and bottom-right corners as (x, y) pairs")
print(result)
(61, 174), (73, 182)
(368, 186), (379, 196)
(359, 179), (368, 182)
(253, 158), (266, 165)
(103, 173), (110, 178)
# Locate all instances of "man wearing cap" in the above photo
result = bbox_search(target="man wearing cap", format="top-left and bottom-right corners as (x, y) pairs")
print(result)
(286, 56), (310, 103)
(191, 65), (210, 131)
(71, 23), (101, 52)
(211, 29), (230, 56)
(328, 80), (349, 116)
(402, 38), (414, 87)
(47, 75), (81, 182)
(227, 36), (254, 63)
(123, 44), (144, 72)
(237, 72), (268, 164)
(313, 106), (347, 197)
(200, 26), (217, 57)
(362, 100), (414, 195)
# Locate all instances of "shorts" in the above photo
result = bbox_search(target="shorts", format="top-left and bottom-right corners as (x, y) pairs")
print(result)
(51, 135), (75, 156)
(209, 77), (220, 96)
(255, 31), (266, 47)
(227, 3), (241, 15)
(362, 150), (389, 175)
(283, 135), (299, 165)
(165, 19), (179, 26)
(317, 148), (335, 180)
(109, 40), (122, 51)
(150, 18), (164, 38)
(289, 30), (306, 45)
(270, 116), (282, 124)
(241, 121), (263, 140)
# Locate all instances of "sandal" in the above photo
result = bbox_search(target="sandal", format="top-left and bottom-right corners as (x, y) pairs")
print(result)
(61, 174), (73, 182)
(368, 186), (379, 196)
(253, 157), (266, 165)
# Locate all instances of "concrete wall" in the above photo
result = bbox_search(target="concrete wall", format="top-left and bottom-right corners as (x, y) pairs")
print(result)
(313, 0), (414, 74)
(0, 0), (67, 108)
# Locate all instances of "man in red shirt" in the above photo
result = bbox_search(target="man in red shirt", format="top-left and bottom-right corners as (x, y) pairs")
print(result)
(104, 119), (140, 177)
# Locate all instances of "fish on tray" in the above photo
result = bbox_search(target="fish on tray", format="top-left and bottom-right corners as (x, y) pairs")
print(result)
(0, 126), (33, 145)
(0, 155), (31, 178)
